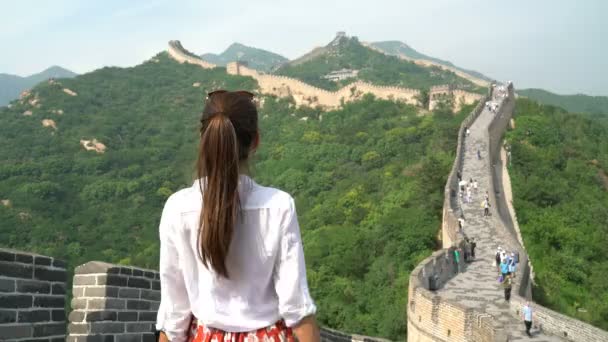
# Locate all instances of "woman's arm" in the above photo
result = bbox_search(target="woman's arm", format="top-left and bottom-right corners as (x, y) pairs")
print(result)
(292, 315), (320, 342)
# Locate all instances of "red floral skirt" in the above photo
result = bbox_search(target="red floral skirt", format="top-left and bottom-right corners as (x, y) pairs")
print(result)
(188, 318), (294, 342)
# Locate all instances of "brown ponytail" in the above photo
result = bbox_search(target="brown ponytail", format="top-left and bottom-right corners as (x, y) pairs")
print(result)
(197, 91), (257, 278)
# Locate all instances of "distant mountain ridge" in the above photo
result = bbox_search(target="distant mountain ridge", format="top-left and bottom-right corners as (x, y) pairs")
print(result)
(518, 88), (608, 115)
(369, 41), (491, 83)
(0, 66), (77, 106)
(201, 42), (288, 72)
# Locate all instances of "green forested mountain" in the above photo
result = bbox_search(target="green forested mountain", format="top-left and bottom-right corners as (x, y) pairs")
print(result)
(506, 99), (608, 329)
(0, 51), (475, 339)
(370, 41), (491, 82)
(201, 42), (288, 72)
(518, 88), (608, 115)
(0, 66), (77, 106)
(275, 35), (485, 93)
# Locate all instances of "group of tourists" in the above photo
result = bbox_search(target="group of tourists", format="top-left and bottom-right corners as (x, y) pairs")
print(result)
(496, 247), (519, 300)
(458, 178), (478, 204)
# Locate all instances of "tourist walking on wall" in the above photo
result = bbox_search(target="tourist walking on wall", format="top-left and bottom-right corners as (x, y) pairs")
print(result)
(470, 238), (476, 259)
(502, 274), (512, 301)
(473, 179), (478, 192)
(495, 248), (502, 271)
(477, 149), (482, 160)
(458, 215), (465, 234)
(522, 302), (534, 337)
(500, 258), (510, 279)
(156, 90), (319, 342)
(509, 252), (517, 277)
(483, 199), (491, 217)
(454, 248), (461, 274)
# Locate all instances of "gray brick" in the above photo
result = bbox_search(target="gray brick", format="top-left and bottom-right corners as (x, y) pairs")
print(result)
(0, 324), (33, 338)
(126, 299), (150, 310)
(127, 277), (150, 289)
(87, 310), (117, 321)
(149, 301), (160, 311)
(71, 298), (87, 310)
(72, 286), (85, 297)
(0, 261), (33, 279)
(16, 279), (51, 294)
(68, 310), (85, 323)
(98, 275), (128, 287)
(143, 271), (155, 279)
(118, 311), (138, 322)
(89, 321), (125, 334)
(0, 309), (17, 323)
(16, 253), (34, 263)
(0, 278), (15, 292)
(34, 256), (52, 266)
(120, 268), (133, 276)
(88, 298), (125, 310)
(138, 311), (156, 322)
(0, 250), (15, 262)
(52, 283), (66, 295)
(33, 295), (64, 308)
(142, 333), (156, 342)
(33, 322), (65, 337)
(126, 322), (153, 333)
(18, 309), (50, 322)
(132, 269), (143, 277)
(52, 309), (66, 321)
(118, 288), (140, 299)
(116, 334), (140, 342)
(0, 294), (32, 308)
(85, 286), (119, 298)
(140, 289), (160, 301)
(151, 281), (160, 291)
(68, 322), (89, 335)
(34, 267), (67, 282)
(52, 259), (67, 268)
(73, 275), (97, 286)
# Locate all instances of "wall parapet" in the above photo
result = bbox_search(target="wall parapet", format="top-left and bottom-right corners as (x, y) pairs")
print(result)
(0, 248), (67, 341)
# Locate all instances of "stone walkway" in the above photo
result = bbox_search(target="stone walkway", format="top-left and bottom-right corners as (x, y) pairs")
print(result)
(439, 90), (564, 341)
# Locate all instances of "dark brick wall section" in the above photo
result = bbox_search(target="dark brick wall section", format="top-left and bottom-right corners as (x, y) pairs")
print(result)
(0, 248), (67, 341)
(68, 261), (160, 341)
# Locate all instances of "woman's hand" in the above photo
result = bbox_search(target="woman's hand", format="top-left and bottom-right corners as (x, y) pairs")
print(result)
(292, 315), (320, 342)
(158, 331), (170, 342)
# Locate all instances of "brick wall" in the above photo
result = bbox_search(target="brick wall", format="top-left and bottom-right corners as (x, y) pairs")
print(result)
(0, 248), (67, 341)
(67, 261), (159, 342)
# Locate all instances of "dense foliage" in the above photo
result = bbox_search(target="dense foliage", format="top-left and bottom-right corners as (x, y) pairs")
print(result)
(506, 98), (608, 329)
(518, 88), (608, 116)
(201, 42), (288, 72)
(0, 66), (77, 106)
(276, 36), (485, 93)
(0, 52), (472, 339)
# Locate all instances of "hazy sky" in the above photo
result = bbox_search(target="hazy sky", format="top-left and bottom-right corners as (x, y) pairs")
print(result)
(1, 0), (606, 95)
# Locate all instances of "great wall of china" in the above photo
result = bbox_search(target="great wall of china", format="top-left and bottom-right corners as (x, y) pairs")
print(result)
(2, 42), (608, 342)
(167, 40), (484, 112)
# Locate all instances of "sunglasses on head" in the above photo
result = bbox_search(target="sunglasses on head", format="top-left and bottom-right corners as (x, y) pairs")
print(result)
(207, 90), (255, 100)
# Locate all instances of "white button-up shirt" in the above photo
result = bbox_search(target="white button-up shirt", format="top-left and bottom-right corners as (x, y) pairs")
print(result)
(155, 175), (316, 341)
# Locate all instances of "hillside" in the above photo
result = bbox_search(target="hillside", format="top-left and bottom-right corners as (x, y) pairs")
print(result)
(201, 42), (288, 72)
(506, 98), (608, 330)
(0, 50), (479, 339)
(275, 34), (485, 93)
(518, 88), (608, 115)
(0, 66), (77, 106)
(370, 40), (491, 82)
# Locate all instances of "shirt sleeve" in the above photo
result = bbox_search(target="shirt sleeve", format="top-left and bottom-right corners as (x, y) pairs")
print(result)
(273, 198), (317, 327)
(156, 196), (191, 342)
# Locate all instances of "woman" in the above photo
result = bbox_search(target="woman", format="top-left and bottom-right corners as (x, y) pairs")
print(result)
(156, 90), (319, 342)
